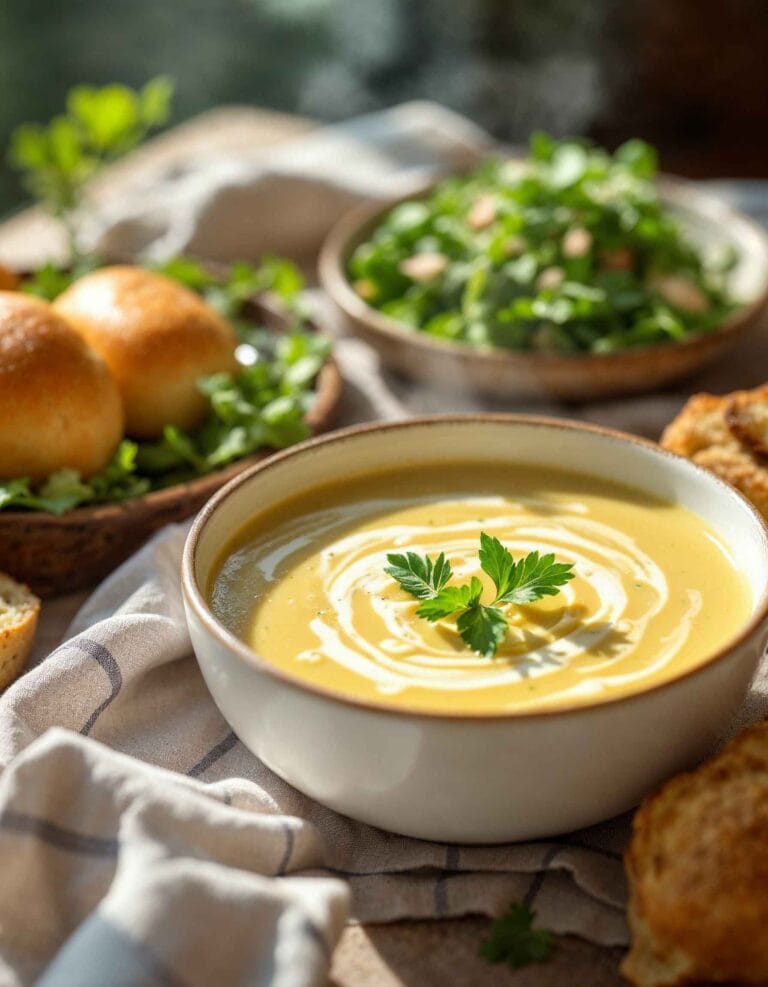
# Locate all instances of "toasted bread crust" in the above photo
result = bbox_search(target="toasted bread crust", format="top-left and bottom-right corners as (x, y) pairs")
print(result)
(661, 388), (768, 521)
(694, 445), (768, 520)
(622, 720), (768, 986)
(725, 386), (768, 460)
(660, 392), (733, 457)
(0, 573), (40, 690)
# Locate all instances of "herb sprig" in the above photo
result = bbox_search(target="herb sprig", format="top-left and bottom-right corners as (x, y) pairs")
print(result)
(385, 533), (574, 658)
(9, 78), (173, 260)
(479, 902), (554, 969)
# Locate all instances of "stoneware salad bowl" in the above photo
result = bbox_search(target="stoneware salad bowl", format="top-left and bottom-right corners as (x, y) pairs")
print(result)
(182, 416), (768, 843)
(320, 178), (768, 402)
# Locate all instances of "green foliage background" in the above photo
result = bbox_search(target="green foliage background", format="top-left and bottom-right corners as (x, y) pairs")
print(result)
(0, 0), (613, 218)
(3, 0), (761, 220)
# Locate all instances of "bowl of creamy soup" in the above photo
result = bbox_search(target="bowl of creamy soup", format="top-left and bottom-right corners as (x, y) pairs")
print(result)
(182, 416), (768, 842)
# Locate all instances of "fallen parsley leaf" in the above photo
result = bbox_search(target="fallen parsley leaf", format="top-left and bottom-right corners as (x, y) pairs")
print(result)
(384, 551), (452, 601)
(384, 534), (574, 657)
(479, 903), (554, 969)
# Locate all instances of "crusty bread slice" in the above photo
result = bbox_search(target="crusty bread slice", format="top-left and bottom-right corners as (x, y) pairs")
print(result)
(661, 389), (768, 521)
(660, 391), (733, 457)
(622, 720), (768, 986)
(0, 572), (40, 690)
(725, 385), (768, 460)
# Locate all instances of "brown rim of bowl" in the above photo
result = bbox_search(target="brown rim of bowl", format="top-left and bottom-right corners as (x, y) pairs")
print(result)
(0, 351), (342, 530)
(182, 413), (768, 722)
(318, 174), (768, 370)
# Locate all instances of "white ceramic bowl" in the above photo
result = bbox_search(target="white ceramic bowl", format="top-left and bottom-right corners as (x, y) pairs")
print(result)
(182, 417), (768, 843)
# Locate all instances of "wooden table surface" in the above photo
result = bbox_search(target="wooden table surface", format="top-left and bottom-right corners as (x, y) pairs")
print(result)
(0, 106), (629, 986)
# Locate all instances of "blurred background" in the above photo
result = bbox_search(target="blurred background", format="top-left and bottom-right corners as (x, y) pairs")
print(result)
(1, 0), (767, 220)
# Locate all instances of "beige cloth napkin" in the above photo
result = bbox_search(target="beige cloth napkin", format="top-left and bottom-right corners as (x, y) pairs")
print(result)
(85, 101), (494, 265)
(2, 102), (768, 986)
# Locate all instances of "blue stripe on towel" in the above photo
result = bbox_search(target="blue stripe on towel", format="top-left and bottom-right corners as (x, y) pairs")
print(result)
(76, 638), (123, 737)
(0, 810), (118, 857)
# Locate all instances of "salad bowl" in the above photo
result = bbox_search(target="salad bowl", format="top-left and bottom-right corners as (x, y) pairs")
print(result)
(320, 175), (768, 402)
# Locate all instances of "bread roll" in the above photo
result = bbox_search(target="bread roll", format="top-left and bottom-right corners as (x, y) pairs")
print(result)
(0, 292), (124, 480)
(622, 719), (768, 986)
(0, 572), (40, 690)
(661, 389), (768, 521)
(54, 266), (238, 438)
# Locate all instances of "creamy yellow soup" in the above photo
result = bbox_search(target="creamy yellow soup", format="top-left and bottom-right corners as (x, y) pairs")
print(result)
(209, 463), (751, 714)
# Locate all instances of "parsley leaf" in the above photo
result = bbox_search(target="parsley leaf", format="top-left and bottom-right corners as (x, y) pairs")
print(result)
(478, 531), (516, 599)
(384, 533), (574, 658)
(384, 551), (452, 600)
(153, 254), (304, 319)
(416, 577), (482, 621)
(457, 603), (507, 658)
(479, 533), (575, 604)
(479, 903), (554, 969)
(0, 441), (149, 515)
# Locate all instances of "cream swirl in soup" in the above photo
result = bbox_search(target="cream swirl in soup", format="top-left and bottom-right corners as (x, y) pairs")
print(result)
(209, 463), (750, 713)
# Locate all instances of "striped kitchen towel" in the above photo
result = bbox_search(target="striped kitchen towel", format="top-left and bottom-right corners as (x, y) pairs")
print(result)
(0, 525), (637, 987)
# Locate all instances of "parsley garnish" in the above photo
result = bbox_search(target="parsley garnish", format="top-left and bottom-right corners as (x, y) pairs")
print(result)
(479, 903), (554, 970)
(385, 533), (574, 658)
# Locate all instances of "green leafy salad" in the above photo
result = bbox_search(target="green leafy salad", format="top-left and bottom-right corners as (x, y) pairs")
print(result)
(349, 134), (737, 354)
(0, 257), (331, 515)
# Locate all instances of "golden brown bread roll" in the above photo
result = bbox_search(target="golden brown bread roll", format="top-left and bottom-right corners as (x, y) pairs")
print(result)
(54, 266), (237, 438)
(0, 292), (124, 480)
(622, 719), (768, 986)
(0, 572), (40, 690)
